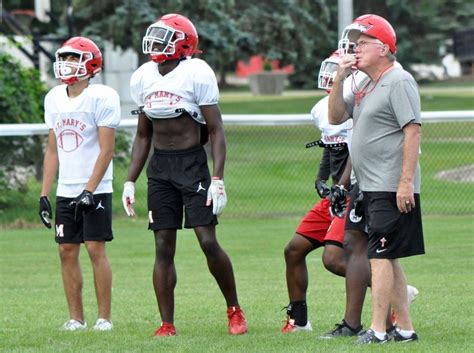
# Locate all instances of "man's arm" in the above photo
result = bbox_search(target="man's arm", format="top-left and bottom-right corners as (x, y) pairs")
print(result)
(200, 104), (226, 178)
(337, 155), (352, 190)
(40, 130), (59, 197)
(328, 54), (356, 125)
(84, 127), (116, 192)
(126, 113), (153, 182)
(397, 123), (421, 213)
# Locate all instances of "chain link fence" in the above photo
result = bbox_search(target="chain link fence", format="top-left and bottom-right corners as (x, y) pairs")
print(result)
(0, 119), (473, 224)
(115, 120), (474, 219)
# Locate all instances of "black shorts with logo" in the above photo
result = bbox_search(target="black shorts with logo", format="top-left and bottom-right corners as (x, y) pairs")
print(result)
(55, 193), (113, 244)
(146, 144), (218, 231)
(345, 183), (367, 234)
(363, 191), (424, 259)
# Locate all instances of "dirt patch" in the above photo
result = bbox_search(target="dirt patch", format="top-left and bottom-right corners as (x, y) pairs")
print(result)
(434, 164), (474, 183)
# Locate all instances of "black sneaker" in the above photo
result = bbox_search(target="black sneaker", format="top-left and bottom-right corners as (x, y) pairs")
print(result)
(355, 329), (388, 344)
(393, 329), (418, 342)
(386, 325), (397, 340)
(321, 320), (362, 338)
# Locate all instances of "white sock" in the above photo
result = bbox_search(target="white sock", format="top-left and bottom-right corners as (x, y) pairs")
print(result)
(372, 329), (387, 340)
(398, 329), (415, 338)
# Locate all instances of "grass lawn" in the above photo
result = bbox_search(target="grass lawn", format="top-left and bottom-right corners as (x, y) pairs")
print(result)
(0, 215), (472, 352)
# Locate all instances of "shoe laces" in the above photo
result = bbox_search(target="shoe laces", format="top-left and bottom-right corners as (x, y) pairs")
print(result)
(228, 308), (246, 325)
(155, 322), (176, 336)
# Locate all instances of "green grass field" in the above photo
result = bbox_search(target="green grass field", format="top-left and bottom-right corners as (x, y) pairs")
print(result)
(0, 215), (472, 352)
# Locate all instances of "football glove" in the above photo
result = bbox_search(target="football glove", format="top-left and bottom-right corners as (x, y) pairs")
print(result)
(329, 185), (348, 218)
(206, 178), (227, 215)
(39, 196), (53, 229)
(315, 180), (331, 198)
(122, 181), (136, 217)
(68, 190), (95, 221)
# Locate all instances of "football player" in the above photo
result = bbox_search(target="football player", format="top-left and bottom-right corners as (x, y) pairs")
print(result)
(39, 37), (120, 331)
(121, 13), (247, 336)
(281, 51), (354, 333)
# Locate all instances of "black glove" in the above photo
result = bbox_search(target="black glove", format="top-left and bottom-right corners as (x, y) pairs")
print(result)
(39, 196), (53, 229)
(68, 190), (95, 221)
(315, 180), (331, 198)
(329, 185), (348, 218)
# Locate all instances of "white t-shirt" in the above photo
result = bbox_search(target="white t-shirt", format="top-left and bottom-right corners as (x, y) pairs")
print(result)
(129, 58), (219, 124)
(44, 84), (121, 197)
(311, 96), (353, 146)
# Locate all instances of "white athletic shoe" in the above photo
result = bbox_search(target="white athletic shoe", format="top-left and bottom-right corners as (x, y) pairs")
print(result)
(93, 318), (113, 331)
(407, 285), (419, 305)
(62, 319), (87, 331)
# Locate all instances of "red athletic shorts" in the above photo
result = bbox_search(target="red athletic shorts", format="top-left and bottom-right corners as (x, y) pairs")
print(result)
(295, 198), (349, 246)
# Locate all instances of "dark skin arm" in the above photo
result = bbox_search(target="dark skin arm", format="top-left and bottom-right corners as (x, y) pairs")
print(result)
(337, 155), (352, 190)
(126, 113), (153, 182)
(200, 104), (226, 179)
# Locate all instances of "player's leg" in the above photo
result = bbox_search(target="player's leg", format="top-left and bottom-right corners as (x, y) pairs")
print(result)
(282, 233), (316, 332)
(58, 243), (83, 322)
(82, 193), (114, 330)
(84, 241), (112, 322)
(343, 229), (370, 328)
(322, 208), (348, 277)
(194, 225), (238, 306)
(55, 196), (87, 330)
(193, 225), (247, 335)
(282, 199), (329, 332)
(153, 229), (178, 324)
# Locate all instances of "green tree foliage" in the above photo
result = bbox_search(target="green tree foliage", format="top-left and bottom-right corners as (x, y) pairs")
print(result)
(354, 0), (474, 64)
(235, 0), (336, 87)
(0, 51), (48, 210)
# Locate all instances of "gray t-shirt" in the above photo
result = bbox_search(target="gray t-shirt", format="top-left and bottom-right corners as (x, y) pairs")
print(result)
(347, 67), (421, 193)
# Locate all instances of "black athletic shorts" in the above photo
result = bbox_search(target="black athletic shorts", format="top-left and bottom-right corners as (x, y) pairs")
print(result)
(363, 191), (425, 259)
(55, 193), (113, 244)
(146, 144), (218, 231)
(344, 183), (367, 234)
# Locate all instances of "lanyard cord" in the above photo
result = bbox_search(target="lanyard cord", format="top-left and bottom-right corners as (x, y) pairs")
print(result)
(352, 64), (394, 106)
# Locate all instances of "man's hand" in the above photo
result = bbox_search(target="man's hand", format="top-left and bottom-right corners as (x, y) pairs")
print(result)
(39, 196), (53, 228)
(397, 180), (415, 214)
(122, 181), (136, 217)
(315, 180), (331, 199)
(329, 185), (348, 218)
(335, 54), (357, 81)
(68, 190), (95, 221)
(206, 178), (227, 215)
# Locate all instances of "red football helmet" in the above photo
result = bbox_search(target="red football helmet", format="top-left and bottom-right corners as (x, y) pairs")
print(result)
(53, 37), (103, 84)
(318, 51), (340, 91)
(142, 13), (201, 64)
(338, 14), (397, 55)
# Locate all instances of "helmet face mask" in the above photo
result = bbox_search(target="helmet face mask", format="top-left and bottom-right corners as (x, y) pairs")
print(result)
(318, 56), (339, 90)
(53, 37), (102, 84)
(142, 24), (186, 60)
(142, 14), (200, 64)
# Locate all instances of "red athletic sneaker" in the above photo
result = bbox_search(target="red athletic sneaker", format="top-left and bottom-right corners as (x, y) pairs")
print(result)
(227, 306), (248, 335)
(153, 322), (176, 337)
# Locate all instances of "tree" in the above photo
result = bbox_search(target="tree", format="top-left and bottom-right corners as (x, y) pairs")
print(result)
(353, 0), (474, 64)
(235, 0), (336, 87)
(0, 51), (48, 210)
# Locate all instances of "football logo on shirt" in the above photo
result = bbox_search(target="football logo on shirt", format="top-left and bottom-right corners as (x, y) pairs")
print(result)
(57, 129), (84, 152)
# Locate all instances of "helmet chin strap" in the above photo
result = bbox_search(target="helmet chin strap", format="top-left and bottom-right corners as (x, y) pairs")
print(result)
(61, 74), (90, 85)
